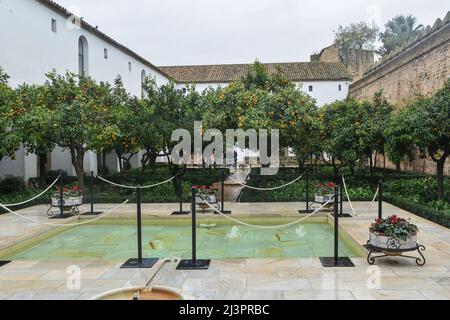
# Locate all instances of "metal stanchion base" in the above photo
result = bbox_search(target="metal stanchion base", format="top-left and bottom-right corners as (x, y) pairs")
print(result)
(176, 259), (211, 270)
(215, 210), (232, 215)
(299, 209), (314, 214)
(82, 211), (104, 216)
(171, 211), (191, 216)
(319, 257), (355, 267)
(335, 213), (353, 218)
(0, 261), (11, 268)
(121, 258), (159, 269)
(49, 214), (76, 220)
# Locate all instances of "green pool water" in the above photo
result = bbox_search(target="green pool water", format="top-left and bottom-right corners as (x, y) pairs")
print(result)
(5, 220), (360, 260)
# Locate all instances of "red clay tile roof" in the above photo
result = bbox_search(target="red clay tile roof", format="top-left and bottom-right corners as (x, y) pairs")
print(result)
(36, 0), (171, 79)
(159, 62), (352, 84)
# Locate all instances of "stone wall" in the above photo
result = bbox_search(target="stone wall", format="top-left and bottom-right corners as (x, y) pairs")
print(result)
(350, 13), (450, 176)
(350, 22), (450, 104)
(313, 45), (374, 81)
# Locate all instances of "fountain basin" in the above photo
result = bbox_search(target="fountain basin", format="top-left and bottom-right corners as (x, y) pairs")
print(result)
(91, 285), (193, 300)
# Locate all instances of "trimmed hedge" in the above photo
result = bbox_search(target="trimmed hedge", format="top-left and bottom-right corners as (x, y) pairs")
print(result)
(384, 194), (450, 228)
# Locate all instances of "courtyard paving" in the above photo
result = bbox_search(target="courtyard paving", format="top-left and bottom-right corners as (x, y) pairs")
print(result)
(0, 201), (449, 300)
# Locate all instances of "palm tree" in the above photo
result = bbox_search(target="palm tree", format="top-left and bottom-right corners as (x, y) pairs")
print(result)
(379, 15), (424, 56)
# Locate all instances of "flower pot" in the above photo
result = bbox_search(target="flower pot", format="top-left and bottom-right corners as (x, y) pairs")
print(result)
(369, 231), (417, 255)
(51, 196), (83, 207)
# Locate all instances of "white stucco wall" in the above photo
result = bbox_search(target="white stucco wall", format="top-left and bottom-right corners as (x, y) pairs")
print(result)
(295, 81), (349, 107)
(0, 0), (170, 179)
(0, 0), (168, 92)
(180, 81), (349, 107)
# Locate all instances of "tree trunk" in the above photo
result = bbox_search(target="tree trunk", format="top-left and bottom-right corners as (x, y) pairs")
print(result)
(332, 158), (338, 179)
(436, 157), (446, 201)
(369, 156), (374, 177)
(141, 150), (150, 173)
(298, 158), (306, 172)
(70, 146), (85, 191)
(38, 153), (47, 185)
(350, 165), (355, 176)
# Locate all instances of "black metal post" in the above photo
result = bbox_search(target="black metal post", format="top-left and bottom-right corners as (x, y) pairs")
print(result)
(137, 187), (143, 262)
(59, 175), (64, 217)
(220, 171), (231, 214)
(319, 186), (355, 268)
(121, 186), (158, 269)
(340, 181), (344, 216)
(179, 174), (183, 214)
(82, 171), (103, 216)
(221, 171), (225, 211)
(191, 187), (197, 263)
(299, 172), (314, 213)
(171, 172), (190, 215)
(177, 187), (210, 270)
(378, 181), (383, 220)
(90, 171), (94, 214)
(334, 187), (339, 260)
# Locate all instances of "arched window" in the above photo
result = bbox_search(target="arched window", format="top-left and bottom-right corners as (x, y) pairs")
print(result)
(141, 70), (147, 96)
(78, 36), (89, 75)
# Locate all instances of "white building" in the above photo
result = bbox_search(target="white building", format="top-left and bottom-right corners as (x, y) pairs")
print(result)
(0, 0), (352, 181)
(160, 63), (350, 106)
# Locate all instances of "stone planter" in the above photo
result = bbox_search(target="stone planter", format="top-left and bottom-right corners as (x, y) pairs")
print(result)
(369, 232), (418, 255)
(51, 196), (83, 207)
(196, 195), (217, 204)
(315, 194), (334, 204)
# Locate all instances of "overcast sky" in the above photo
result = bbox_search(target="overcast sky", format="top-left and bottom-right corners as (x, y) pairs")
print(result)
(55, 0), (449, 66)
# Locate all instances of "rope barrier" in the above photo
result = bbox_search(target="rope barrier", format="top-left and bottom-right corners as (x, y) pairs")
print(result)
(199, 196), (332, 229)
(0, 199), (129, 227)
(226, 173), (305, 191)
(97, 174), (178, 190)
(341, 175), (358, 217)
(372, 186), (380, 203)
(3, 175), (61, 207)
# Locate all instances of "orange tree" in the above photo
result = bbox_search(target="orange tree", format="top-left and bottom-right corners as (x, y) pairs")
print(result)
(386, 80), (450, 200)
(13, 71), (114, 190)
(320, 93), (393, 176)
(0, 68), (20, 166)
(358, 92), (394, 176)
(202, 62), (320, 169)
(319, 98), (363, 176)
(103, 77), (141, 173)
(140, 79), (200, 170)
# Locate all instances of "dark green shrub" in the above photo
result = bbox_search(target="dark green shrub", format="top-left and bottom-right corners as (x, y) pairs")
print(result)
(0, 176), (26, 194)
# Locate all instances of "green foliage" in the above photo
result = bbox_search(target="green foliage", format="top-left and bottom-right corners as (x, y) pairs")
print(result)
(334, 21), (380, 50)
(0, 67), (20, 163)
(0, 176), (26, 194)
(370, 215), (418, 241)
(202, 61), (320, 164)
(13, 71), (114, 189)
(320, 93), (393, 173)
(386, 80), (450, 199)
(379, 15), (423, 56)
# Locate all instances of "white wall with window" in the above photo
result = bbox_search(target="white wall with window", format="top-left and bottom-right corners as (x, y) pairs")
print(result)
(0, 0), (169, 180)
(183, 81), (349, 107)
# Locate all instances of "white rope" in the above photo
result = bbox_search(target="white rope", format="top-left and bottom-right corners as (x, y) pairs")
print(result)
(341, 175), (358, 217)
(227, 174), (304, 191)
(371, 186), (379, 203)
(97, 174), (178, 190)
(199, 196), (332, 229)
(0, 199), (129, 227)
(3, 175), (61, 207)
